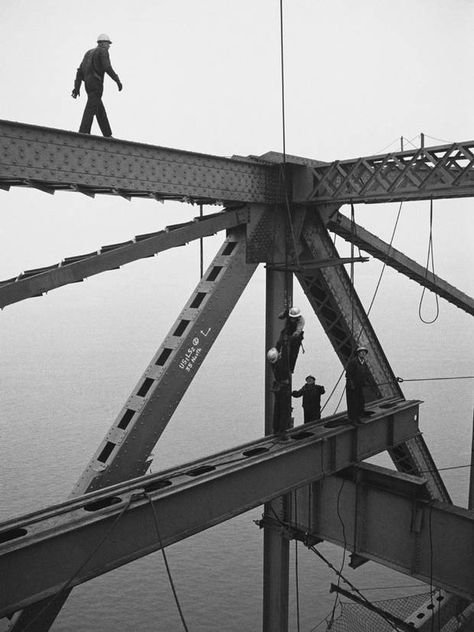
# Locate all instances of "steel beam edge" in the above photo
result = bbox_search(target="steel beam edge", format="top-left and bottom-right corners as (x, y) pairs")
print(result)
(0, 399), (420, 618)
(296, 462), (474, 601)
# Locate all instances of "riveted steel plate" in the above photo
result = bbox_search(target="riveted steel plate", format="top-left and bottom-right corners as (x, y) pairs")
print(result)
(0, 120), (279, 204)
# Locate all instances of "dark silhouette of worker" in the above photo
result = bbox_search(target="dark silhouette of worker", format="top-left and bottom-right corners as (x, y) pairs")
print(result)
(72, 34), (123, 137)
(345, 345), (369, 424)
(267, 346), (291, 437)
(292, 375), (325, 423)
(275, 306), (305, 373)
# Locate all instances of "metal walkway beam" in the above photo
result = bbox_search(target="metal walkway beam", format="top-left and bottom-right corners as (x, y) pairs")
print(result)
(328, 212), (474, 316)
(0, 399), (420, 619)
(294, 462), (474, 600)
(0, 208), (251, 308)
(0, 120), (279, 205)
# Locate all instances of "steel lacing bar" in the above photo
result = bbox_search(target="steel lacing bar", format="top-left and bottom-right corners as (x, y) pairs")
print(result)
(386, 149), (425, 193)
(417, 145), (459, 189)
(309, 161), (341, 199)
(331, 158), (365, 198)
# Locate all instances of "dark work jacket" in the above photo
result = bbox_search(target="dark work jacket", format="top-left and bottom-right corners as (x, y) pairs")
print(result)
(292, 383), (325, 410)
(345, 357), (368, 390)
(74, 46), (120, 92)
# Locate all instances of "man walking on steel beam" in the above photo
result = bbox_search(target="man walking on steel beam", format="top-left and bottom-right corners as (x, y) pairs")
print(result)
(71, 33), (123, 137)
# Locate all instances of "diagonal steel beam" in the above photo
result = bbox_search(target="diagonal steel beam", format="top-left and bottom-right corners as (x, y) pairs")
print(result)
(0, 400), (421, 619)
(295, 210), (451, 503)
(0, 207), (251, 308)
(8, 219), (260, 632)
(328, 212), (474, 316)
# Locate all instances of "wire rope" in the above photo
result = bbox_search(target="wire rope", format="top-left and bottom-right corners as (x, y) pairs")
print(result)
(22, 495), (133, 632)
(146, 493), (190, 632)
(418, 199), (439, 324)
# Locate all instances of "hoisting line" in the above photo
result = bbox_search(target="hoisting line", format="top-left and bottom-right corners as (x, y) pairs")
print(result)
(145, 493), (190, 632)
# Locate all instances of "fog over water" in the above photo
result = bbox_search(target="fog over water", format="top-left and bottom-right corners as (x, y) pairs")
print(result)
(1, 1), (474, 630)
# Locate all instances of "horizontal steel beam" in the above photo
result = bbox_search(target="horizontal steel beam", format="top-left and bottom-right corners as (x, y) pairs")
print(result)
(0, 120), (279, 204)
(296, 462), (474, 600)
(0, 399), (420, 618)
(291, 141), (474, 204)
(0, 208), (250, 308)
(328, 212), (474, 316)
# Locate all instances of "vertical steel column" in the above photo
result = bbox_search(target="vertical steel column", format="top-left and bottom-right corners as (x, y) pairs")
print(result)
(262, 206), (292, 632)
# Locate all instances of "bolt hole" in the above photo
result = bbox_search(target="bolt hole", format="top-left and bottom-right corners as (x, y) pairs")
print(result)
(83, 496), (123, 512)
(0, 527), (28, 544)
(243, 447), (269, 457)
(143, 480), (172, 492)
(291, 431), (313, 440)
(186, 465), (216, 477)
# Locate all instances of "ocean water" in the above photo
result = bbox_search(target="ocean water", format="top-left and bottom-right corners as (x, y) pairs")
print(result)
(1, 196), (473, 631)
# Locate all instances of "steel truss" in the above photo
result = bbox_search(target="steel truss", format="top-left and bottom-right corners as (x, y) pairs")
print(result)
(1, 121), (472, 631)
(293, 140), (474, 203)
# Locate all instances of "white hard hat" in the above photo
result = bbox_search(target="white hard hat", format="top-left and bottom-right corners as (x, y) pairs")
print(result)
(356, 345), (368, 354)
(288, 306), (301, 318)
(97, 33), (112, 43)
(266, 347), (280, 363)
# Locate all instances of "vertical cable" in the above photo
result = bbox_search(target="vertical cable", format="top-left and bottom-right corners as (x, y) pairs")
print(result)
(279, 0), (286, 164)
(199, 204), (204, 279)
(418, 199), (439, 324)
(350, 202), (355, 338)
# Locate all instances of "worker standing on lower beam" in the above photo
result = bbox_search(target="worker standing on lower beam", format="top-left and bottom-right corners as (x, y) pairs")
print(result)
(267, 345), (291, 438)
(276, 306), (305, 373)
(345, 345), (369, 424)
(71, 33), (123, 137)
(292, 375), (325, 423)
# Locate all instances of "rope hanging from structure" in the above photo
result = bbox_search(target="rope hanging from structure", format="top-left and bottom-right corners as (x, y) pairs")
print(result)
(21, 495), (134, 632)
(418, 198), (440, 324)
(146, 493), (190, 632)
(323, 201), (404, 415)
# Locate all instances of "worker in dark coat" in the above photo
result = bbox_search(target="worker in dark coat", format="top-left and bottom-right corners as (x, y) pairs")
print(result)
(276, 306), (305, 373)
(345, 346), (369, 423)
(267, 346), (291, 437)
(72, 33), (123, 137)
(292, 375), (325, 423)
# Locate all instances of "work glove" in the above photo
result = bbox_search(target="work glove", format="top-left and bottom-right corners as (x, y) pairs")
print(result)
(117, 80), (123, 92)
(71, 89), (79, 98)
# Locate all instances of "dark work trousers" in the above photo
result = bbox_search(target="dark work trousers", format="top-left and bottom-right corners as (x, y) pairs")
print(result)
(304, 408), (320, 424)
(79, 80), (112, 137)
(273, 383), (292, 433)
(346, 384), (365, 421)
